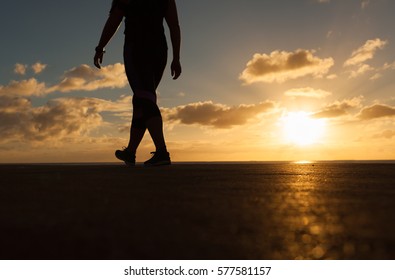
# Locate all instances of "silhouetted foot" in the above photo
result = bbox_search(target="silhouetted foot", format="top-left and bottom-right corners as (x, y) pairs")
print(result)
(144, 151), (171, 167)
(115, 147), (136, 166)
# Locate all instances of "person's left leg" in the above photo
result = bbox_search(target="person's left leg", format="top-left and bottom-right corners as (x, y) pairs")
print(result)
(146, 115), (167, 153)
(143, 113), (171, 166)
(127, 96), (147, 154)
(127, 127), (145, 154)
(136, 97), (170, 166)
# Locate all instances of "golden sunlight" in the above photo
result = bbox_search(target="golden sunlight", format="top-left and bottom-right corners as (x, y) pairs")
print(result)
(281, 112), (326, 146)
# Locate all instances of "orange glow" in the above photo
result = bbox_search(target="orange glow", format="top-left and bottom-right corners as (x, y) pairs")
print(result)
(281, 112), (326, 146)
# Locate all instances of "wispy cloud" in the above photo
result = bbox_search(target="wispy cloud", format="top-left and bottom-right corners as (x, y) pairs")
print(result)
(344, 39), (387, 67)
(343, 39), (388, 79)
(358, 104), (395, 120)
(373, 130), (395, 139)
(1, 63), (128, 97)
(163, 101), (276, 128)
(47, 63), (128, 93)
(284, 87), (332, 99)
(383, 61), (395, 70)
(348, 64), (374, 79)
(240, 49), (334, 84)
(312, 97), (363, 119)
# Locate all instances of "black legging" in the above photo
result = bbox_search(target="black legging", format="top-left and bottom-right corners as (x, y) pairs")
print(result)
(123, 38), (167, 129)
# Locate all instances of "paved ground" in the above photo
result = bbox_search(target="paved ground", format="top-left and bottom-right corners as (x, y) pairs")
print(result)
(1, 163), (394, 259)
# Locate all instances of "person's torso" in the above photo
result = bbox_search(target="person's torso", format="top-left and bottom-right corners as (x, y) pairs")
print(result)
(123, 0), (168, 45)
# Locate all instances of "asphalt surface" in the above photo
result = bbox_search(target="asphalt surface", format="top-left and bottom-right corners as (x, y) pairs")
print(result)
(1, 163), (394, 259)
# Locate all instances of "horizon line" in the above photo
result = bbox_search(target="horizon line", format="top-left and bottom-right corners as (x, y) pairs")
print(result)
(1, 160), (395, 166)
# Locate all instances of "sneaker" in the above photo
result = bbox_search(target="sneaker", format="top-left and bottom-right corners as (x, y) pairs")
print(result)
(144, 151), (171, 166)
(115, 147), (136, 166)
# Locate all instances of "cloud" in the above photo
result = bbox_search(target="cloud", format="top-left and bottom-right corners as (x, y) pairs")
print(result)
(47, 63), (128, 93)
(240, 49), (334, 84)
(369, 73), (382, 81)
(13, 62), (47, 76)
(326, 74), (337, 80)
(0, 62), (131, 145)
(0, 95), (276, 145)
(361, 0), (370, 9)
(0, 95), (131, 144)
(0, 78), (47, 97)
(369, 61), (395, 80)
(284, 87), (332, 99)
(343, 39), (388, 79)
(344, 39), (387, 67)
(0, 95), (32, 114)
(358, 104), (395, 120)
(163, 101), (276, 128)
(14, 63), (27, 75)
(1, 63), (128, 97)
(383, 61), (395, 70)
(313, 100), (395, 121)
(32, 62), (47, 74)
(349, 64), (374, 79)
(373, 130), (395, 139)
(312, 97), (363, 119)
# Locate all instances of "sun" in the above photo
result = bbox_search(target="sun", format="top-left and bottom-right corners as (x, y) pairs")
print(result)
(281, 112), (326, 146)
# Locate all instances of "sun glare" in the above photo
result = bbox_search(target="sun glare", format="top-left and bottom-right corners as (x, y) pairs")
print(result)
(281, 112), (326, 146)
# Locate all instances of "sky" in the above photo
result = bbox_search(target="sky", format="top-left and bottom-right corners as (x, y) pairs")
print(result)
(1, 0), (395, 163)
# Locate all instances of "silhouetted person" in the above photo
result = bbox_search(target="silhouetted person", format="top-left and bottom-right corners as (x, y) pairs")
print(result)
(94, 0), (181, 166)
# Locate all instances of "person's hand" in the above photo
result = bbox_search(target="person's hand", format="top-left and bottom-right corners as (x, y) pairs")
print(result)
(94, 49), (105, 69)
(171, 59), (181, 80)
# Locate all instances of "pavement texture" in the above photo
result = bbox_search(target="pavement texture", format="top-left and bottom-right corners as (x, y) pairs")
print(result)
(0, 163), (394, 260)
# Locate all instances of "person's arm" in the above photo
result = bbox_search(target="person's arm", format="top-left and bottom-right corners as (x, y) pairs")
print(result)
(94, 7), (124, 69)
(165, 0), (182, 79)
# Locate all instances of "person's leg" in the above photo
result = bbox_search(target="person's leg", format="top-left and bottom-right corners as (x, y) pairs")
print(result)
(126, 96), (147, 153)
(115, 42), (145, 165)
(114, 96), (148, 165)
(121, 41), (148, 159)
(136, 97), (170, 166)
(146, 116), (167, 152)
(132, 96), (167, 153)
(144, 114), (171, 166)
(127, 127), (145, 154)
(122, 39), (169, 165)
(145, 45), (168, 153)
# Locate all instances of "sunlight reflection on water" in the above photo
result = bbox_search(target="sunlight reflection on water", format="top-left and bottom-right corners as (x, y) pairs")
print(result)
(293, 160), (314, 164)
